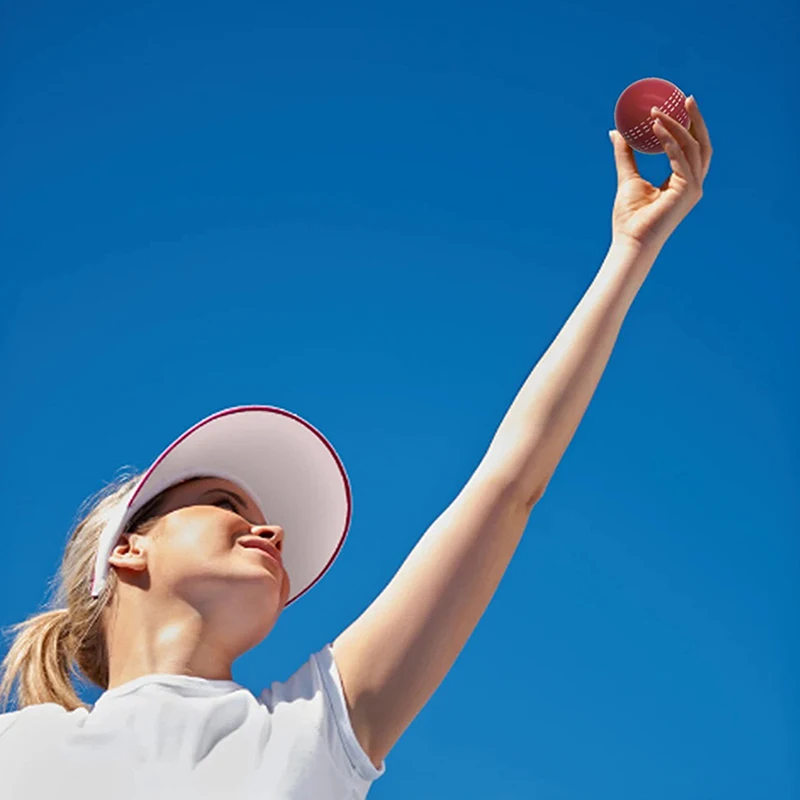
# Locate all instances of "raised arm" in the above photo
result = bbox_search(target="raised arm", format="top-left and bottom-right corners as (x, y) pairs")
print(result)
(333, 98), (713, 769)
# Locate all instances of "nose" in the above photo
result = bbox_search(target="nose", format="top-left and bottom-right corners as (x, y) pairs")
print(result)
(251, 524), (284, 551)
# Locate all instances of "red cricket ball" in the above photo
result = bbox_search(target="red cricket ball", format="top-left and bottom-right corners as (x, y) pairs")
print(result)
(614, 77), (690, 155)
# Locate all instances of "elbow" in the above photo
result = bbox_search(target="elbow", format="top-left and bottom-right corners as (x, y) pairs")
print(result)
(491, 470), (549, 512)
(472, 458), (549, 512)
(521, 477), (549, 511)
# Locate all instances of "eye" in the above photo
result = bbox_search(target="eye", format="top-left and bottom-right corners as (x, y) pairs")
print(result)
(213, 498), (239, 513)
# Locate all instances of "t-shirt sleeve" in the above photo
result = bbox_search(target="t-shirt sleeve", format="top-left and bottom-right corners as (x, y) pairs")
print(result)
(312, 644), (386, 782)
(258, 644), (385, 790)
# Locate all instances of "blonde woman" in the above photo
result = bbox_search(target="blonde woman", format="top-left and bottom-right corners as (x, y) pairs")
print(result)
(0, 102), (712, 799)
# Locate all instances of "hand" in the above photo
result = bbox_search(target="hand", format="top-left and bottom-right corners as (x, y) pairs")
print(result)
(609, 96), (713, 253)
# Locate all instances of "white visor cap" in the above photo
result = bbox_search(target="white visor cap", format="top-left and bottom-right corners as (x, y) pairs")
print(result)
(90, 406), (352, 605)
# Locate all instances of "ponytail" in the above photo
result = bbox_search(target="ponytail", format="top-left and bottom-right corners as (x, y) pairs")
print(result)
(0, 609), (84, 712)
(0, 475), (140, 712)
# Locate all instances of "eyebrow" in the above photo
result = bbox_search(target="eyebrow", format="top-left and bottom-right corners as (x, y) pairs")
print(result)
(198, 487), (250, 513)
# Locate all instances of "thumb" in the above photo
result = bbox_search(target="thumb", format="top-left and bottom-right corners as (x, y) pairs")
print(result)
(609, 130), (639, 186)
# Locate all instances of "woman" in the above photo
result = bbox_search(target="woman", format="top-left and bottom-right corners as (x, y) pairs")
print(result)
(0, 102), (712, 799)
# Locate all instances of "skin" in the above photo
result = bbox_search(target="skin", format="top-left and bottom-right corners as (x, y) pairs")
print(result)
(332, 98), (714, 768)
(103, 99), (712, 770)
(104, 477), (289, 688)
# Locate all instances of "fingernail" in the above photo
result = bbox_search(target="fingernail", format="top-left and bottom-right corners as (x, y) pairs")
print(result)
(651, 106), (660, 116)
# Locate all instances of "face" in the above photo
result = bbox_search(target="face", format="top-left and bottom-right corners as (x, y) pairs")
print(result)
(108, 476), (290, 650)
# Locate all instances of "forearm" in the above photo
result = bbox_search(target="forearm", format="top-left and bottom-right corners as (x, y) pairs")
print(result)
(479, 239), (661, 505)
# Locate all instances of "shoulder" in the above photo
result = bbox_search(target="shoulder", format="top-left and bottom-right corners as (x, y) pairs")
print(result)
(1, 703), (86, 742)
(257, 645), (385, 784)
(0, 709), (22, 740)
(258, 650), (320, 707)
(257, 645), (345, 710)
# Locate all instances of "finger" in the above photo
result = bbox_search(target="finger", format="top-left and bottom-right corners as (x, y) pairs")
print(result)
(685, 96), (713, 178)
(651, 108), (703, 185)
(610, 130), (640, 186)
(652, 117), (695, 186)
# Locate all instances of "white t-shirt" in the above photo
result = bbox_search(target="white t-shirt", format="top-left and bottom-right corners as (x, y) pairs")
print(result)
(0, 644), (385, 799)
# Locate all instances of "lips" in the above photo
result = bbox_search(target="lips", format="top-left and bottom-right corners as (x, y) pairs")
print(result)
(238, 536), (283, 567)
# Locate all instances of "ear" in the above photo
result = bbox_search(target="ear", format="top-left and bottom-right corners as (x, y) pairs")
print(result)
(108, 533), (149, 574)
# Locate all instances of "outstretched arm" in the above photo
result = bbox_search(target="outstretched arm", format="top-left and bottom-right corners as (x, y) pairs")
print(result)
(333, 98), (713, 769)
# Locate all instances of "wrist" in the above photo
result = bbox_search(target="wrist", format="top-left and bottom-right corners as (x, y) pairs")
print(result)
(610, 233), (664, 260)
(600, 237), (661, 299)
(608, 235), (661, 273)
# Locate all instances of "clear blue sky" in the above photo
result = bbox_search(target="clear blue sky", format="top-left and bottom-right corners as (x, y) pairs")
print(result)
(1, 1), (797, 797)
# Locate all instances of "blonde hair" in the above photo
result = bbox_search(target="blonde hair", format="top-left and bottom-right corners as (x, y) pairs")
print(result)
(0, 474), (153, 713)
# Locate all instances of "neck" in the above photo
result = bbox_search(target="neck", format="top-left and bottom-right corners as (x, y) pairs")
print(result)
(104, 597), (236, 689)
